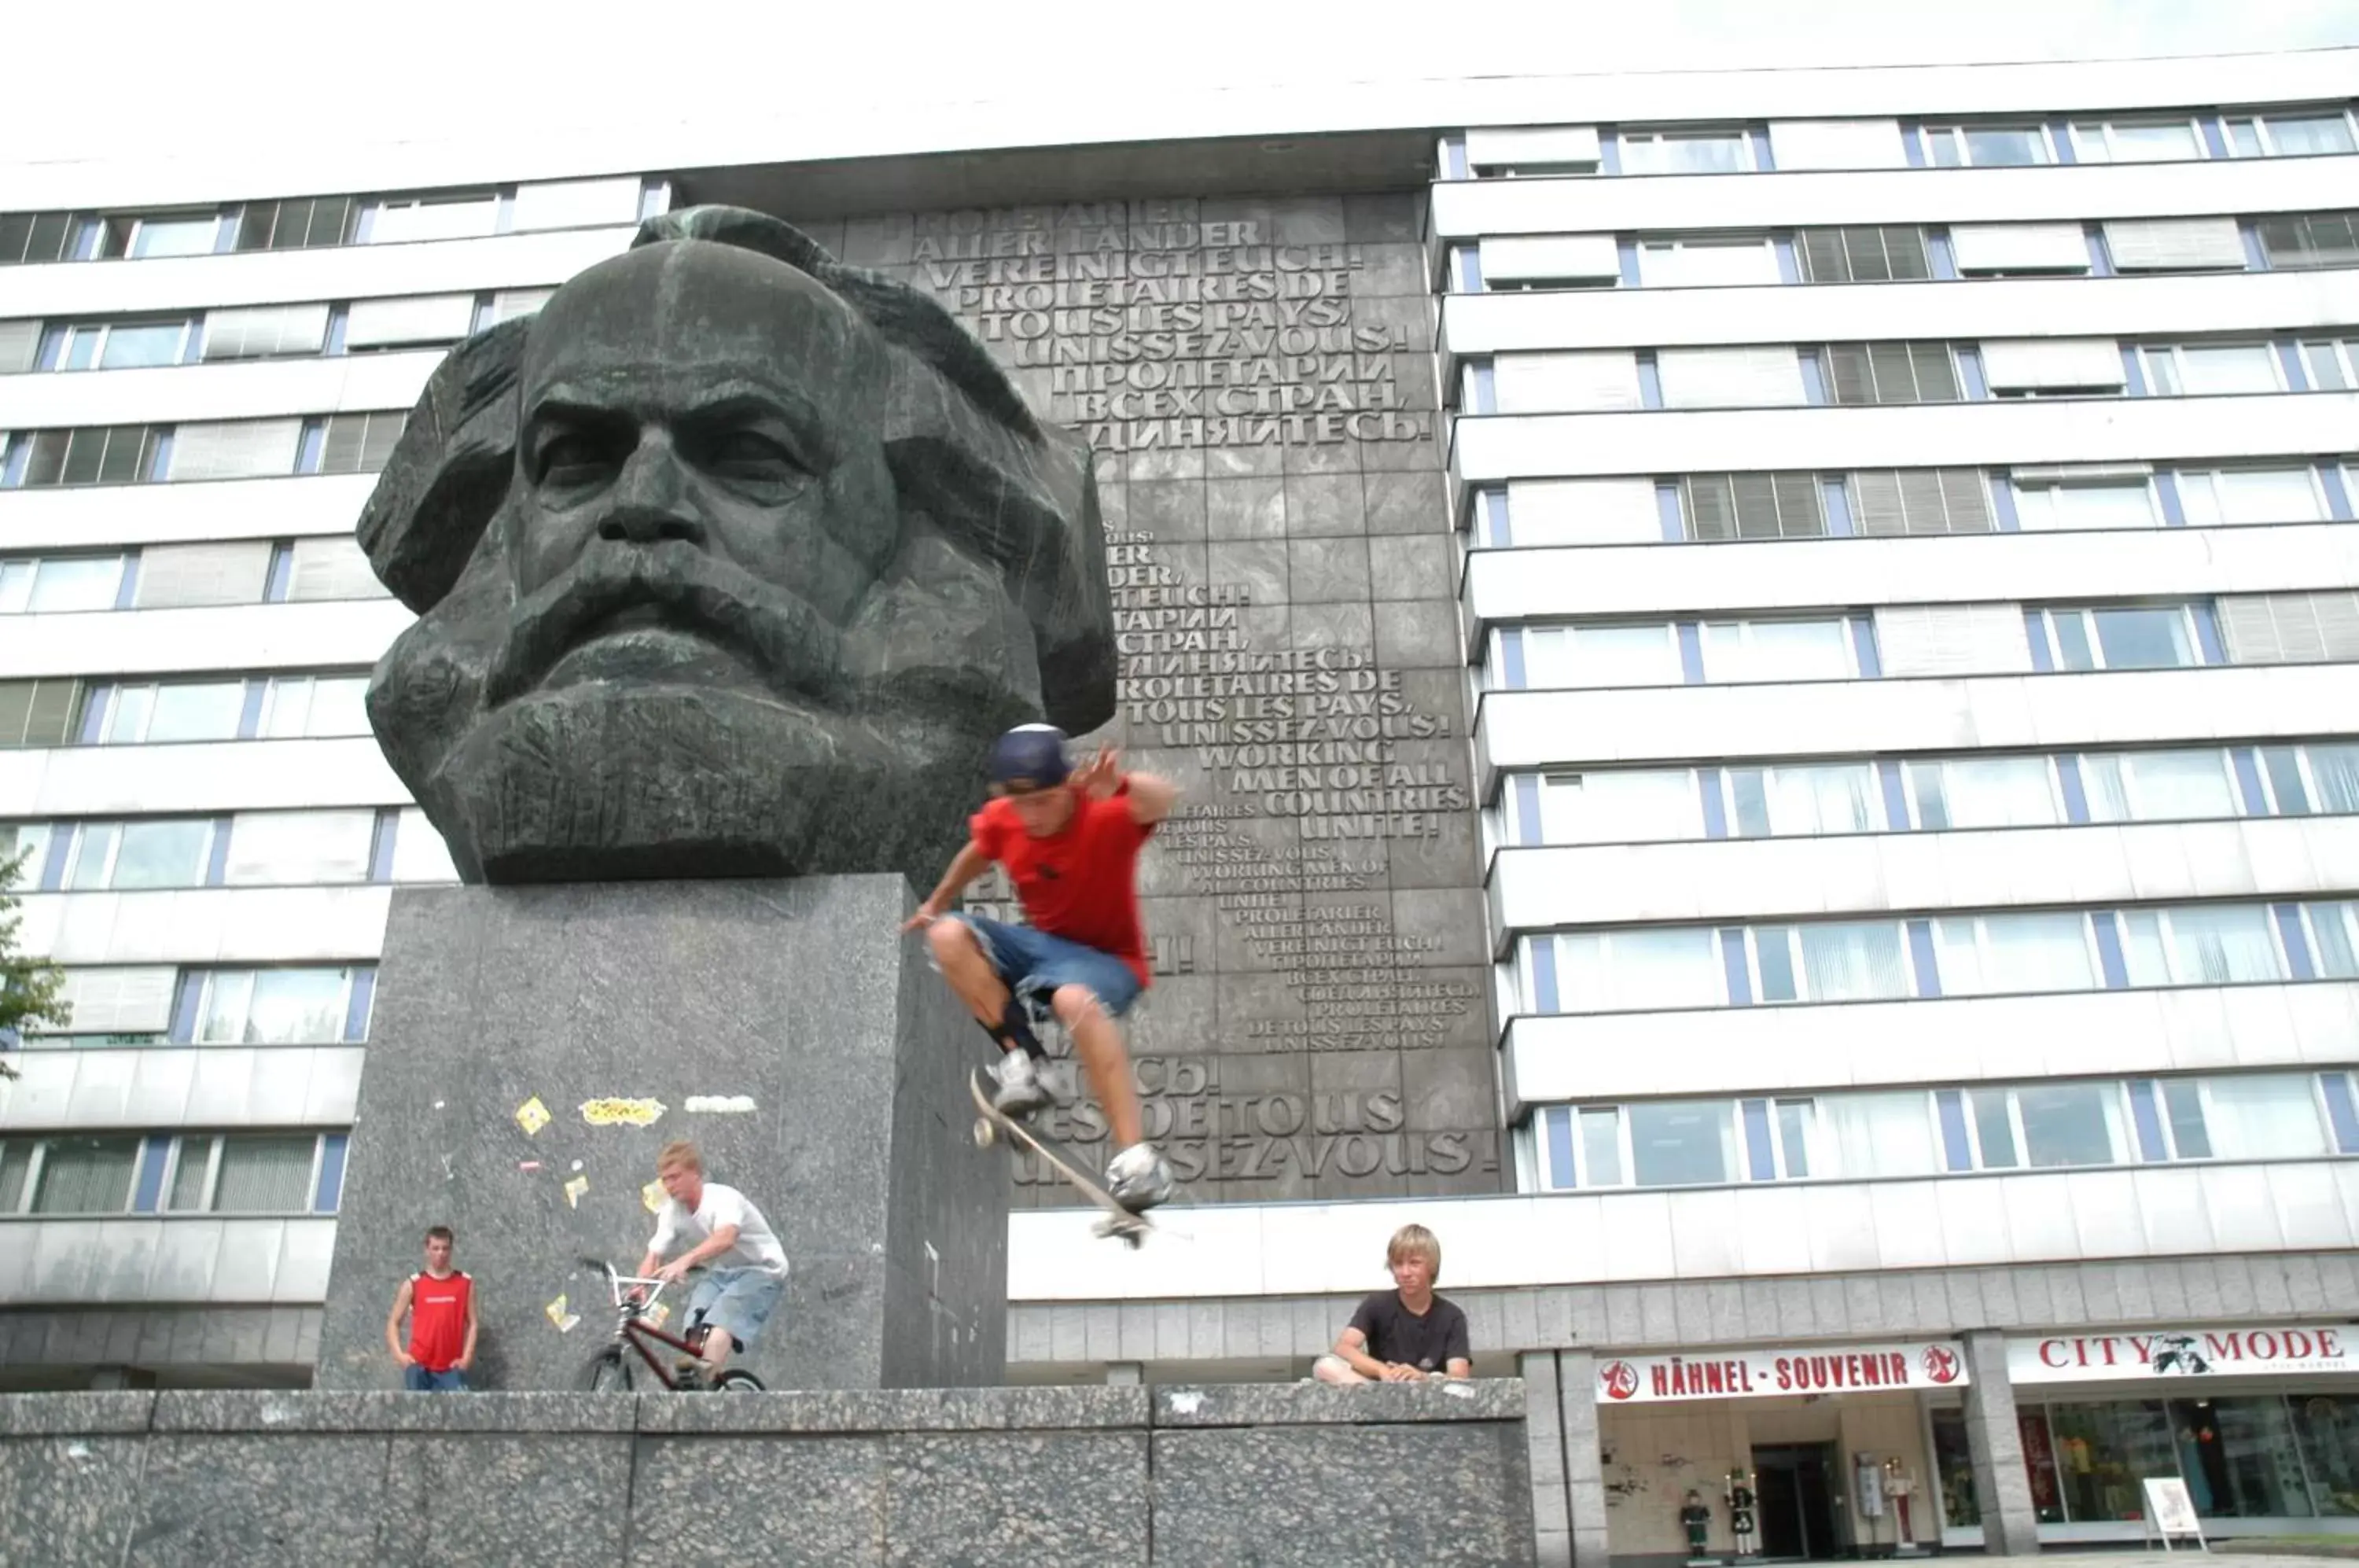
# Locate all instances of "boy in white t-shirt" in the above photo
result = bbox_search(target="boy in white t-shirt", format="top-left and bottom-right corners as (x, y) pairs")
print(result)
(634, 1139), (789, 1380)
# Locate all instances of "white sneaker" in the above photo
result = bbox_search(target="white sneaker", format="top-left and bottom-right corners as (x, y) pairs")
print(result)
(992, 1051), (1052, 1117)
(1104, 1143), (1176, 1213)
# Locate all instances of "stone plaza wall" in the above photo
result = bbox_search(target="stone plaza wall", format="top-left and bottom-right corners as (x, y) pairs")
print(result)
(803, 191), (1500, 1208)
(1, 1382), (1535, 1566)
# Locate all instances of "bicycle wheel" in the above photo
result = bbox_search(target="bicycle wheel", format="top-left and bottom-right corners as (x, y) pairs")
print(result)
(580, 1349), (633, 1393)
(712, 1369), (764, 1393)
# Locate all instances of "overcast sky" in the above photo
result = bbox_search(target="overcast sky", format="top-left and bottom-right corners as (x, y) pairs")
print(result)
(3, 0), (2354, 164)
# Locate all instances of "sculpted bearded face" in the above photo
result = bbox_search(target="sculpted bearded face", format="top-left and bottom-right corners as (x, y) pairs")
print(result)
(358, 208), (1113, 884)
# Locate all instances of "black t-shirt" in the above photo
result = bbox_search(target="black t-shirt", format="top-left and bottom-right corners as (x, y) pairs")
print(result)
(1347, 1290), (1470, 1374)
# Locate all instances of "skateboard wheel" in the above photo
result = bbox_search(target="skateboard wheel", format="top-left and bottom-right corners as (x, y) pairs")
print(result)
(973, 1117), (995, 1148)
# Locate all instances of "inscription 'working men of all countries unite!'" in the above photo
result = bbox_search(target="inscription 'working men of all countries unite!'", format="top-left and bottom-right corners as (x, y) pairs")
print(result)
(916, 197), (1490, 1194)
(913, 200), (1428, 455)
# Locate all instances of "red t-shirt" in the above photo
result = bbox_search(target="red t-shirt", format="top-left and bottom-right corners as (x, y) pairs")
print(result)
(970, 790), (1155, 985)
(407, 1270), (472, 1372)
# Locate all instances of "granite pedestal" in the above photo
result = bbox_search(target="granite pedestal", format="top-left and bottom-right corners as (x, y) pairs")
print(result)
(315, 877), (1003, 1392)
(0, 1384), (1535, 1566)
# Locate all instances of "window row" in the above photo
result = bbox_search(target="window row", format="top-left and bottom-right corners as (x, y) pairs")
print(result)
(1448, 213), (2358, 293)
(0, 672), (371, 749)
(0, 289), (555, 374)
(1528, 1070), (2359, 1193)
(1470, 462), (2359, 550)
(1485, 594), (2359, 691)
(0, 807), (432, 893)
(1498, 739), (2359, 848)
(0, 413), (410, 488)
(0, 176), (667, 266)
(1457, 337), (2359, 414)
(0, 1131), (347, 1216)
(1441, 107), (2357, 179)
(1516, 900), (2359, 1015)
(19, 964), (378, 1048)
(0, 537), (385, 615)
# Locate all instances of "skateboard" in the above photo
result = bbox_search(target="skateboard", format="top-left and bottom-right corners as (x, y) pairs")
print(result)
(969, 1066), (1152, 1248)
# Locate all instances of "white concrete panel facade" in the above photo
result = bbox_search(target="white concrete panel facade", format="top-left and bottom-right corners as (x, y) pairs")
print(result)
(0, 1218), (337, 1307)
(0, 739), (407, 819)
(0, 1047), (365, 1132)
(1502, 983), (2359, 1111)
(0, 475), (381, 551)
(0, 349), (440, 431)
(15, 886), (394, 966)
(0, 601), (414, 679)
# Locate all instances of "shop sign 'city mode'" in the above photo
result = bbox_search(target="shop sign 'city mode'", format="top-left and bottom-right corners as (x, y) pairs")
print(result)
(2008, 1324), (2352, 1383)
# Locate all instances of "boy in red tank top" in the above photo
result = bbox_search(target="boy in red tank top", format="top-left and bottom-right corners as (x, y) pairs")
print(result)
(385, 1225), (477, 1391)
(903, 726), (1179, 1213)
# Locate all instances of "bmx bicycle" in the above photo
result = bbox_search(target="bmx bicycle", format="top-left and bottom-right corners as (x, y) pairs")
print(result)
(575, 1256), (766, 1393)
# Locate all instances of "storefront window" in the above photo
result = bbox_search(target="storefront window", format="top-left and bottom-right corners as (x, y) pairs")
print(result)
(2020, 1408), (2066, 1522)
(2171, 1397), (2313, 1518)
(1930, 1408), (1980, 1526)
(2291, 1394), (2359, 1515)
(2048, 1401), (2177, 1522)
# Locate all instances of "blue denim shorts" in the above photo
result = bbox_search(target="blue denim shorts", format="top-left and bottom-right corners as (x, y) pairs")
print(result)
(688, 1267), (784, 1351)
(950, 914), (1145, 1020)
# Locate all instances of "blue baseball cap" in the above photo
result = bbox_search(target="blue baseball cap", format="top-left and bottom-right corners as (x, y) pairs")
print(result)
(988, 725), (1070, 790)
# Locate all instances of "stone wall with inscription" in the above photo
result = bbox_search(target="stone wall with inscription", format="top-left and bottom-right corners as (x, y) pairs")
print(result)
(816, 192), (1500, 1205)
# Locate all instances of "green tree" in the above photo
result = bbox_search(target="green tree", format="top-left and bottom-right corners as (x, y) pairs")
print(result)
(0, 847), (69, 1078)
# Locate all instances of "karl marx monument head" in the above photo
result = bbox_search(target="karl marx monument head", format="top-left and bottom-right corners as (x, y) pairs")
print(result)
(357, 206), (1114, 885)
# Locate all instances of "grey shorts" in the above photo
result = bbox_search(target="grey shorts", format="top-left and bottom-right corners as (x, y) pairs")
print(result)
(688, 1267), (784, 1351)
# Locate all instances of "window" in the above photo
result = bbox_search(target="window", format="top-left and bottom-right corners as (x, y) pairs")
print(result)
(2019, 1083), (2127, 1167)
(2225, 110), (2359, 157)
(1820, 1091), (1939, 1178)
(2217, 591), (2359, 664)
(2121, 904), (2284, 986)
(2177, 468), (2325, 526)
(0, 679), (89, 748)
(221, 810), (378, 885)
(2257, 213), (2359, 271)
(1948, 223), (2091, 276)
(28, 1136), (141, 1213)
(1680, 473), (1827, 540)
(168, 421), (304, 482)
(1699, 618), (1853, 682)
(1540, 928), (1724, 1013)
(191, 966), (370, 1044)
(1922, 124), (2052, 167)
(2069, 118), (2203, 163)
(7, 425), (166, 487)
(1514, 624), (1683, 688)
(365, 193), (500, 245)
(2302, 338), (2359, 390)
(2081, 749), (2240, 823)
(2159, 1074), (2331, 1161)
(1724, 762), (1882, 837)
(257, 674), (372, 739)
(1753, 920), (1912, 1003)
(1637, 237), (1783, 288)
(60, 819), (215, 891)
(1982, 338), (2126, 396)
(93, 213), (220, 259)
(2309, 902), (2359, 977)
(1463, 125), (1603, 179)
(1796, 226), (1931, 283)
(344, 295), (477, 352)
(1470, 235), (1618, 290)
(311, 411), (408, 474)
(2142, 344), (2283, 396)
(94, 680), (246, 744)
(1907, 755), (2064, 830)
(1491, 352), (1644, 414)
(1654, 348), (1808, 409)
(2295, 743), (2359, 815)
(1, 823), (52, 889)
(235, 196), (358, 252)
(2037, 607), (2205, 672)
(1851, 469), (1992, 535)
(0, 211), (82, 267)
(46, 318), (195, 371)
(1516, 770), (1701, 845)
(1626, 1101), (1739, 1186)
(170, 1134), (324, 1213)
(1621, 130), (1752, 175)
(201, 304), (331, 362)
(0, 554), (128, 614)
(1935, 912), (2097, 996)
(2012, 477), (2158, 532)
(1824, 343), (1960, 404)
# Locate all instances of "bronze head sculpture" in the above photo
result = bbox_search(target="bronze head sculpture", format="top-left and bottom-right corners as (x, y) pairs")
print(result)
(358, 206), (1114, 884)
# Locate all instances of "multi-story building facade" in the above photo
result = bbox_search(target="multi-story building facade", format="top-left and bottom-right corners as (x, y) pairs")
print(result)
(4, 42), (2358, 1564)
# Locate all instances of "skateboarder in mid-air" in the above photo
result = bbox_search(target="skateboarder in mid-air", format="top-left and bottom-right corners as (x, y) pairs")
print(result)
(902, 724), (1179, 1213)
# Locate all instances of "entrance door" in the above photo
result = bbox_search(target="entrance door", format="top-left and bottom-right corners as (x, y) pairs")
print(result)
(1752, 1443), (1842, 1560)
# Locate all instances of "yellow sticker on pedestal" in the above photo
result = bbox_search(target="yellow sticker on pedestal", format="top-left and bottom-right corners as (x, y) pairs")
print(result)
(514, 1096), (551, 1136)
(545, 1294), (580, 1333)
(563, 1175), (590, 1209)
(580, 1098), (665, 1128)
(641, 1180), (667, 1214)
